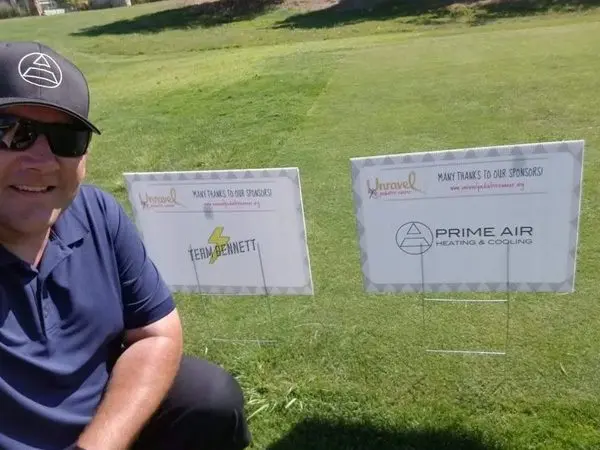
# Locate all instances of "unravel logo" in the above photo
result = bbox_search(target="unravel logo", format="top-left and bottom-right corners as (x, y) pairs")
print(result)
(367, 171), (424, 199)
(139, 188), (184, 210)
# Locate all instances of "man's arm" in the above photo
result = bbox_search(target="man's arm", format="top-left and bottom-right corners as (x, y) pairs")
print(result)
(72, 188), (184, 449)
(76, 308), (183, 450)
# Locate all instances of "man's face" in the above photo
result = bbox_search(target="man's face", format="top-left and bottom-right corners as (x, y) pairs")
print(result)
(0, 105), (87, 240)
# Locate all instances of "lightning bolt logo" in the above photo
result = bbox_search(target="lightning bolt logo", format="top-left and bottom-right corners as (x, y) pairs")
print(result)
(208, 226), (230, 264)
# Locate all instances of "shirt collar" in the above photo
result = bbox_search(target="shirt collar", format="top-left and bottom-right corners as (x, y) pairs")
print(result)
(50, 192), (90, 247)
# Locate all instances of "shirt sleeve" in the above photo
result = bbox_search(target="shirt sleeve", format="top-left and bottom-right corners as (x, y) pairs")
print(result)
(103, 190), (176, 330)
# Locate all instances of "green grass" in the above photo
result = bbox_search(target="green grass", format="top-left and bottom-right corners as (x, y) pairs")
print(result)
(3, 3), (600, 448)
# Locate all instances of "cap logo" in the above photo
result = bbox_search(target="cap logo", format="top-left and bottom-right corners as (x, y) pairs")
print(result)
(18, 52), (63, 89)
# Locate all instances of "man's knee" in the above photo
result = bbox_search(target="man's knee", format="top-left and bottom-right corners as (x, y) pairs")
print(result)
(170, 355), (244, 412)
(164, 355), (251, 449)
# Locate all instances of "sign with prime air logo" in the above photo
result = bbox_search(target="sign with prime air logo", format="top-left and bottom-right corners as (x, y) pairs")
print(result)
(350, 140), (585, 293)
(123, 168), (313, 295)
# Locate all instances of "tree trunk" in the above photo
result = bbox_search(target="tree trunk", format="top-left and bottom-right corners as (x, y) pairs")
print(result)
(28, 0), (43, 15)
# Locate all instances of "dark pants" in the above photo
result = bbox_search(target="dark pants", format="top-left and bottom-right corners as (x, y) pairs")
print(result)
(130, 355), (252, 450)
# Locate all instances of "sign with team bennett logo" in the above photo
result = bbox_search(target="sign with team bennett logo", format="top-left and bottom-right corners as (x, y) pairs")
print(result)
(123, 168), (313, 295)
(350, 140), (585, 293)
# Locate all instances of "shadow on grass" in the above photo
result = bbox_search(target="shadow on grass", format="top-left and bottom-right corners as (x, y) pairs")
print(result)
(273, 0), (600, 29)
(267, 417), (505, 450)
(72, 0), (283, 36)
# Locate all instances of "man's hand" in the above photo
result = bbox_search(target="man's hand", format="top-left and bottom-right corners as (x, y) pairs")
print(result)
(75, 308), (184, 450)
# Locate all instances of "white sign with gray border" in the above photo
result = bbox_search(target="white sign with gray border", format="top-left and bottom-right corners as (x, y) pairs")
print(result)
(350, 140), (585, 293)
(123, 167), (313, 296)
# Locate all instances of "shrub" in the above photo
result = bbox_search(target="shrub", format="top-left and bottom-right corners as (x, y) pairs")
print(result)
(0, 2), (28, 19)
(57, 0), (90, 10)
(131, 0), (162, 5)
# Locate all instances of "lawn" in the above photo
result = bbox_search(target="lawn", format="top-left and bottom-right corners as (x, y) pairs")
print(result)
(2, 2), (600, 448)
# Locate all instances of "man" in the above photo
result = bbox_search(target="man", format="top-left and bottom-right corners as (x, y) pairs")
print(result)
(0, 41), (252, 450)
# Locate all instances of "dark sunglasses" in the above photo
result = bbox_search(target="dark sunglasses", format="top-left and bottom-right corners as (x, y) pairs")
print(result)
(0, 113), (92, 158)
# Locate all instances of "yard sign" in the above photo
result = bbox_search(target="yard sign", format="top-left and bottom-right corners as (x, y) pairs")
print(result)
(350, 140), (585, 293)
(123, 167), (313, 295)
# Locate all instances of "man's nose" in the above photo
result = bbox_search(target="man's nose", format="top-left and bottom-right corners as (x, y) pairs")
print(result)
(19, 135), (60, 172)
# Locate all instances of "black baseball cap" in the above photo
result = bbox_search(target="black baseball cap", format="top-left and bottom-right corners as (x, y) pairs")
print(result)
(0, 41), (101, 134)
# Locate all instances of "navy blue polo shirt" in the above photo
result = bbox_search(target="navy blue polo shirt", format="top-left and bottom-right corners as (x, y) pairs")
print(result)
(0, 184), (176, 450)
